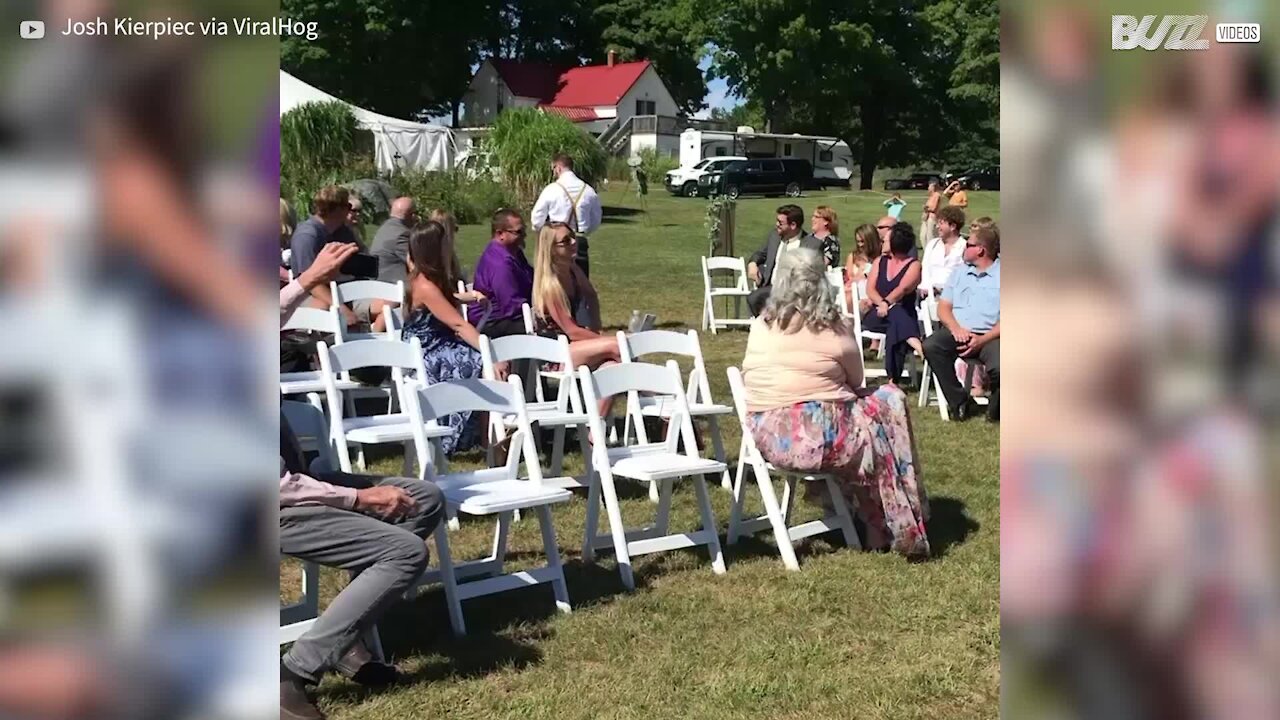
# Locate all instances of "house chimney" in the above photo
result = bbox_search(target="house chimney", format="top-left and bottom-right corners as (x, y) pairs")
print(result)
(607, 49), (616, 67)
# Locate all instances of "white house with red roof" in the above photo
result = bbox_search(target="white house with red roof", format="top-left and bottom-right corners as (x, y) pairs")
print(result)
(461, 51), (680, 138)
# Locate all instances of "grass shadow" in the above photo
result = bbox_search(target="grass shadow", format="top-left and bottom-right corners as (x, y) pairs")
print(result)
(925, 495), (979, 558)
(600, 206), (645, 224)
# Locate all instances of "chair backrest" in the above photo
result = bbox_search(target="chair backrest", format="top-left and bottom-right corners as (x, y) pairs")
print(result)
(281, 400), (339, 472)
(382, 302), (404, 336)
(824, 269), (857, 320)
(920, 294), (938, 336)
(283, 306), (342, 336)
(332, 279), (403, 305)
(406, 377), (545, 486)
(702, 256), (748, 292)
(521, 303), (535, 334)
(724, 366), (764, 464)
(577, 361), (695, 458)
(479, 333), (577, 409)
(616, 329), (714, 405)
(316, 337), (425, 424)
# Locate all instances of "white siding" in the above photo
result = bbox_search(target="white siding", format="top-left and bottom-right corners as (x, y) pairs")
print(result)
(461, 61), (510, 127)
(630, 133), (679, 158)
(616, 66), (680, 127)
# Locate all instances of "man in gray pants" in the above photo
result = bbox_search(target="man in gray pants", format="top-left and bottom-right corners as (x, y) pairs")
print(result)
(280, 243), (446, 720)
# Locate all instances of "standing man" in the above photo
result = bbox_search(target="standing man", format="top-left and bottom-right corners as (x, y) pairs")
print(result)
(532, 153), (602, 277)
(470, 208), (534, 339)
(921, 180), (943, 243)
(944, 179), (969, 212)
(290, 185), (367, 327)
(922, 224), (1000, 422)
(745, 204), (820, 315)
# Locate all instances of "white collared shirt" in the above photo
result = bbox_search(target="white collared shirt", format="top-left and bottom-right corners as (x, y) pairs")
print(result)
(921, 235), (965, 290)
(531, 170), (602, 235)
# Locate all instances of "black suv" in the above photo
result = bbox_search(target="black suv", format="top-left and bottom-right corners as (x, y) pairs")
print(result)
(884, 172), (943, 191)
(700, 158), (815, 199)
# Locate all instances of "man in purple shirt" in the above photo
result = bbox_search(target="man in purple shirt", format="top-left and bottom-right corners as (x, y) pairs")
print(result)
(469, 208), (534, 338)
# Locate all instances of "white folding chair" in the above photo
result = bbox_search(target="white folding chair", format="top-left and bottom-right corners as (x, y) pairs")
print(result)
(279, 400), (385, 658)
(723, 367), (861, 570)
(457, 279), (493, 331)
(280, 306), (363, 418)
(480, 333), (590, 487)
(317, 338), (452, 477)
(577, 361), (727, 590)
(332, 279), (403, 340)
(407, 378), (574, 635)
(617, 330), (733, 495)
(918, 294), (988, 421)
(701, 256), (754, 333)
(839, 275), (918, 385)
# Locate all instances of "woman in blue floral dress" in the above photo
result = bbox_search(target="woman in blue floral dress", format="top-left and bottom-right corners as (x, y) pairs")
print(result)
(401, 221), (498, 455)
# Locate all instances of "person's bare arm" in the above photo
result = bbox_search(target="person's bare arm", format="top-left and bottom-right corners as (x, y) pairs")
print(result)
(864, 259), (884, 304)
(416, 277), (484, 350)
(547, 296), (600, 342)
(572, 265), (603, 332)
(885, 261), (922, 304)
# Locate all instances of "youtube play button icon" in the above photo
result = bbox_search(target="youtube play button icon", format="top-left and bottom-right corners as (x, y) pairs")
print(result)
(20, 21), (45, 39)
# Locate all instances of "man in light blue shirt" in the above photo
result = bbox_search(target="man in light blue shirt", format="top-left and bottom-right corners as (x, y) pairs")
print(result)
(923, 225), (1001, 421)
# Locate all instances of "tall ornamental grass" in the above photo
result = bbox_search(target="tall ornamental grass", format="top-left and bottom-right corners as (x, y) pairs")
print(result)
(489, 108), (607, 209)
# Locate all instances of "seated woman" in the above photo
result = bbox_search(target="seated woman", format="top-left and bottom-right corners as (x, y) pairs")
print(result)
(532, 222), (620, 416)
(862, 222), (923, 380)
(810, 205), (841, 269)
(741, 248), (929, 557)
(401, 220), (502, 455)
(842, 222), (879, 313)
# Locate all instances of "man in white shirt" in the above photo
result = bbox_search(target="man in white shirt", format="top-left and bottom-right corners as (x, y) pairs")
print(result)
(531, 152), (602, 277)
(921, 205), (967, 296)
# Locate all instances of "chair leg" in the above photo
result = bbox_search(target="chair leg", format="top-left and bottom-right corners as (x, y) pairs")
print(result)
(727, 452), (749, 545)
(919, 362), (931, 407)
(690, 475), (726, 575)
(334, 434), (355, 473)
(654, 479), (673, 535)
(355, 443), (367, 472)
(490, 511), (512, 568)
(706, 416), (731, 490)
(581, 470), (601, 563)
(597, 472), (636, 590)
(550, 425), (567, 477)
(401, 441), (414, 477)
(824, 476), (861, 550)
(780, 478), (797, 525)
(757, 468), (801, 571)
(432, 523), (466, 635)
(536, 506), (571, 614)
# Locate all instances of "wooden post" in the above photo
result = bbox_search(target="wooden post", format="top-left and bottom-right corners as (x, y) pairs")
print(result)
(719, 202), (735, 257)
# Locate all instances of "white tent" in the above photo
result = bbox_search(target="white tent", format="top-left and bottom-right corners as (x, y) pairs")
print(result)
(279, 70), (455, 173)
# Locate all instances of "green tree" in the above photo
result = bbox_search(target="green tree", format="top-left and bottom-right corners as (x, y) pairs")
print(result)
(922, 0), (999, 167)
(594, 0), (709, 115)
(709, 101), (766, 130)
(707, 0), (997, 187)
(281, 0), (491, 122)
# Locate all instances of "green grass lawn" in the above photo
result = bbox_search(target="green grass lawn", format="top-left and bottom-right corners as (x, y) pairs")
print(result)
(287, 188), (1000, 719)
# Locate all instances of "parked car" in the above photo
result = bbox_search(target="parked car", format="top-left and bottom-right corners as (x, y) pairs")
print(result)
(883, 172), (943, 191)
(951, 166), (999, 191)
(700, 158), (816, 199)
(665, 156), (748, 197)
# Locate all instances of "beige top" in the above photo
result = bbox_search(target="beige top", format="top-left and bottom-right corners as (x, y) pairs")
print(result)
(741, 318), (863, 411)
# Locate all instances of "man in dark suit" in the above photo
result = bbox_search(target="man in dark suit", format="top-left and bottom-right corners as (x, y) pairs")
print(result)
(746, 204), (820, 315)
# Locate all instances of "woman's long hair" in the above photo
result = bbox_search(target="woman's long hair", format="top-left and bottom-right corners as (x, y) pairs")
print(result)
(852, 222), (878, 263)
(761, 248), (845, 334)
(429, 209), (465, 282)
(404, 220), (458, 310)
(532, 224), (570, 320)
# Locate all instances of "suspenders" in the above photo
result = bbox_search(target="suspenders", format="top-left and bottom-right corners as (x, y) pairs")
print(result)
(557, 181), (589, 233)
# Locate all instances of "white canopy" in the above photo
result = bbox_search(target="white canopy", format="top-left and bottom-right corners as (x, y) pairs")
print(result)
(279, 70), (455, 173)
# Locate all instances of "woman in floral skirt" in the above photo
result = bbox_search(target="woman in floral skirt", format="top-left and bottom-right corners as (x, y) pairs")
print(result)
(741, 247), (930, 557)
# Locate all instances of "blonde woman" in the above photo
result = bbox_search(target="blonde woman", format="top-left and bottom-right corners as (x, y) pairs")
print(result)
(842, 222), (879, 312)
(810, 205), (841, 268)
(532, 223), (619, 370)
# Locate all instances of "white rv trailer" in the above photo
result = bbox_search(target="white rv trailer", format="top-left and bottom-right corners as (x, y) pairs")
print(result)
(678, 128), (853, 187)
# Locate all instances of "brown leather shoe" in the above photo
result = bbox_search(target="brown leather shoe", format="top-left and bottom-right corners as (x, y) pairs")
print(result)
(335, 641), (400, 689)
(280, 677), (325, 720)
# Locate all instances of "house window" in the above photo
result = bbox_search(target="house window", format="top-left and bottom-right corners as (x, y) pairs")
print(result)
(819, 150), (833, 162)
(635, 99), (656, 116)
(783, 143), (792, 156)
